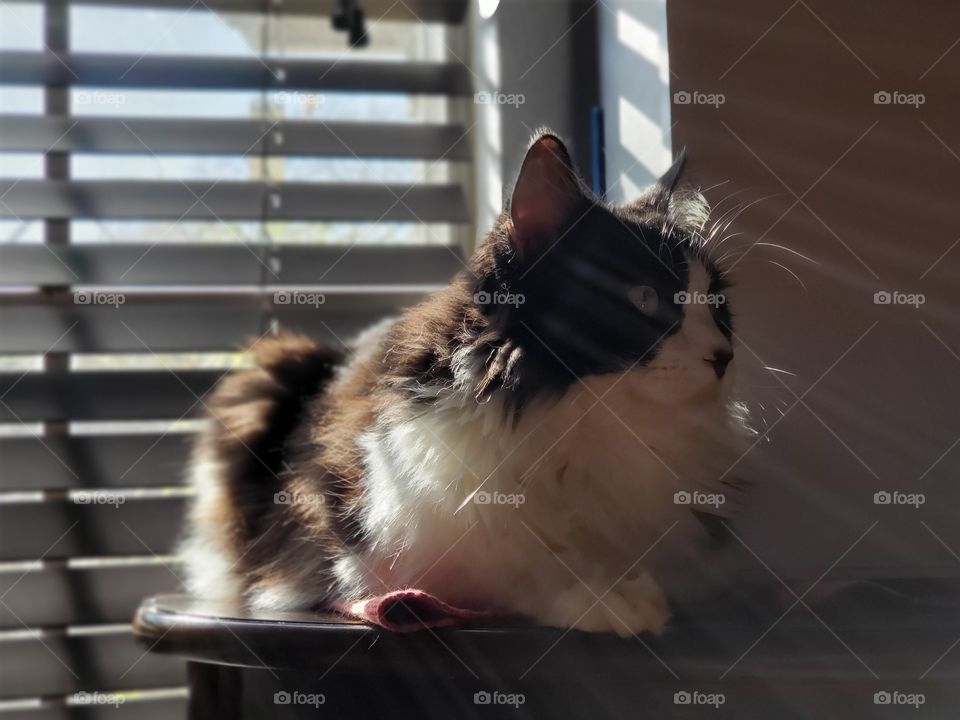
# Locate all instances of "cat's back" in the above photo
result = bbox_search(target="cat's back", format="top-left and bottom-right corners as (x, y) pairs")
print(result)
(180, 332), (347, 603)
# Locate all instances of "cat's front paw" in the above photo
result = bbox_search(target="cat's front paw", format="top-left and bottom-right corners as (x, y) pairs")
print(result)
(543, 575), (669, 637)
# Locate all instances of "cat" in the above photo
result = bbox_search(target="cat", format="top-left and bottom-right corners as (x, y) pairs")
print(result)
(181, 130), (754, 636)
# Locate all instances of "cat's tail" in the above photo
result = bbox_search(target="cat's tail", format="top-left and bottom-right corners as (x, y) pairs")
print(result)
(182, 333), (343, 602)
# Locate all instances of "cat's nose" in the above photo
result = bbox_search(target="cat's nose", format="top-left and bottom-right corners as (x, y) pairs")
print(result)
(706, 348), (734, 378)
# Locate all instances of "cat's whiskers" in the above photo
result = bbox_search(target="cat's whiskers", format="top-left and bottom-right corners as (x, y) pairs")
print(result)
(713, 231), (745, 248)
(753, 242), (819, 265)
(388, 542), (406, 571)
(699, 178), (732, 196)
(699, 196), (743, 241)
(763, 366), (797, 377)
(697, 185), (752, 238)
(711, 234), (750, 267)
(767, 260), (808, 292)
(715, 245), (750, 268)
(739, 383), (795, 390)
(706, 194), (780, 248)
(703, 199), (753, 247)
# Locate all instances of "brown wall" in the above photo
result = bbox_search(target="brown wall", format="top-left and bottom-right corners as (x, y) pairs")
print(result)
(668, 0), (960, 581)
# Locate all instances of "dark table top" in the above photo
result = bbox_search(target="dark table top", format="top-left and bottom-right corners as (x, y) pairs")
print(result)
(135, 580), (960, 682)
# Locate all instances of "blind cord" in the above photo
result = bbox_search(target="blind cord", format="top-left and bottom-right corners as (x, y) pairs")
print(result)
(258, 0), (281, 338)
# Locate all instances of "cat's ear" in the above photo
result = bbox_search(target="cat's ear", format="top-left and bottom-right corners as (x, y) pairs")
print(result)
(657, 147), (687, 195)
(637, 148), (687, 209)
(509, 132), (582, 254)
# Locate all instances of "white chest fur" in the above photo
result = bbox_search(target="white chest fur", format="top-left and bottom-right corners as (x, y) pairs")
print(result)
(347, 367), (751, 615)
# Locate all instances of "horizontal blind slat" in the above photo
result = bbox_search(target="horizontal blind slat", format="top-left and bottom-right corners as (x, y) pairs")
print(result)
(0, 563), (181, 627)
(0, 301), (263, 353)
(0, 695), (188, 720)
(0, 293), (421, 353)
(0, 180), (469, 222)
(0, 434), (191, 491)
(0, 52), (474, 94)
(0, 245), (464, 286)
(0, 117), (471, 159)
(27, 0), (469, 23)
(0, 372), (220, 422)
(0, 630), (186, 698)
(0, 497), (185, 560)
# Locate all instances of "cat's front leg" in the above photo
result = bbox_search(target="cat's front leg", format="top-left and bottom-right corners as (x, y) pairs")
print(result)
(538, 572), (670, 637)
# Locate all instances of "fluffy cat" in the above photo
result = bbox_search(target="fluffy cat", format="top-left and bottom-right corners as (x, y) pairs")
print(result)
(182, 131), (754, 636)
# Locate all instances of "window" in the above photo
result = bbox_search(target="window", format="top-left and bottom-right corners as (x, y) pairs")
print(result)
(0, 0), (471, 712)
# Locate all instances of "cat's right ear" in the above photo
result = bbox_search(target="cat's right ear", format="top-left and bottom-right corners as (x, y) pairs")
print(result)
(508, 133), (582, 256)
(635, 148), (687, 210)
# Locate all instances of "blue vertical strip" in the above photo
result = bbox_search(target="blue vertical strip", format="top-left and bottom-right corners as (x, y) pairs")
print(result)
(591, 105), (606, 197)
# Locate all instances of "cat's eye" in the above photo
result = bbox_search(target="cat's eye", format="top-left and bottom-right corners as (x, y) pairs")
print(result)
(629, 285), (659, 316)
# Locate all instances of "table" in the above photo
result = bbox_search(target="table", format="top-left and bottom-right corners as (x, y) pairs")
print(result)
(134, 583), (960, 718)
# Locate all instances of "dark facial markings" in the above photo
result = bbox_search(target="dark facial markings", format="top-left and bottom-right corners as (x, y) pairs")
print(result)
(706, 264), (734, 340)
(478, 205), (692, 386)
(462, 131), (738, 407)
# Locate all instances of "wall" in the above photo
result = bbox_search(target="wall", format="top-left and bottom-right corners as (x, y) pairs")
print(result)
(668, 0), (960, 583)
(598, 0), (672, 201)
(468, 0), (599, 233)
